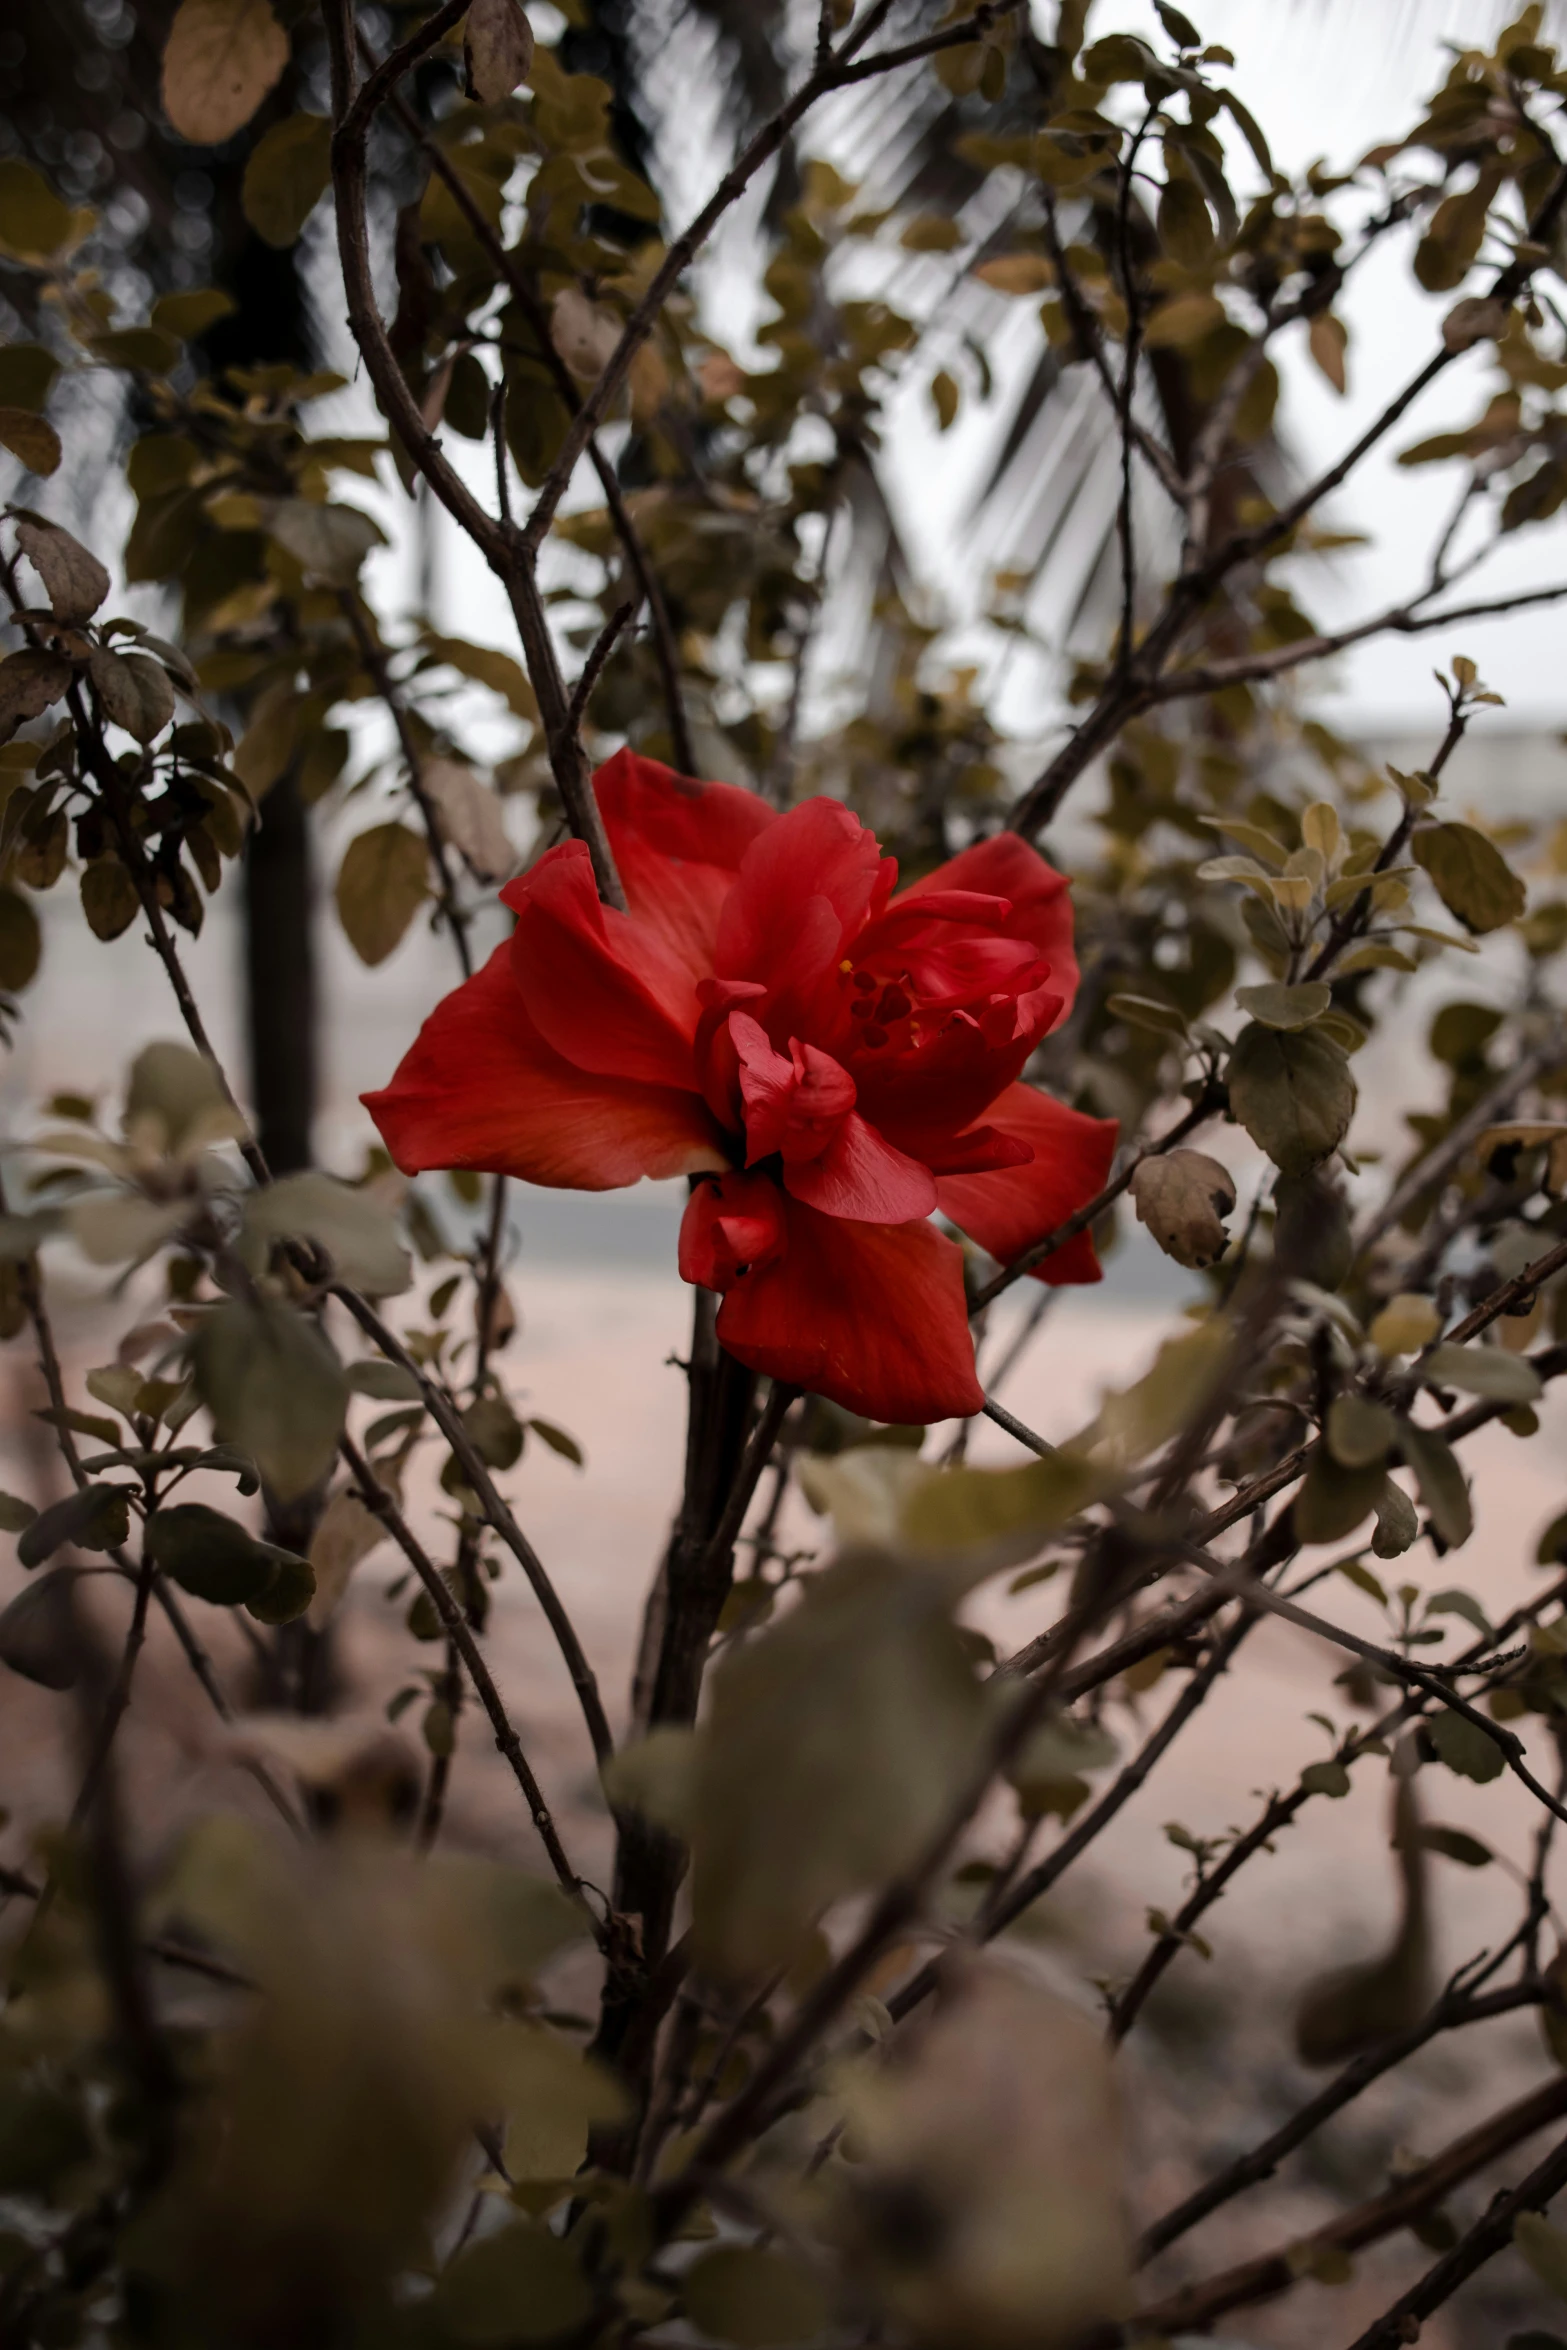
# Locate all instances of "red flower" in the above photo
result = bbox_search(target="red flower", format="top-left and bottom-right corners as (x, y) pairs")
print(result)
(364, 752), (1116, 1424)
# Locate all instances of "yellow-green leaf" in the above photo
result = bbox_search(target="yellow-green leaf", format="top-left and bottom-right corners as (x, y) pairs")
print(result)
(335, 823), (430, 966)
(0, 160), (81, 262)
(930, 368), (960, 430)
(0, 408), (60, 477)
(0, 889), (40, 993)
(1227, 1022), (1354, 1174)
(1412, 821), (1526, 935)
(241, 114), (332, 248)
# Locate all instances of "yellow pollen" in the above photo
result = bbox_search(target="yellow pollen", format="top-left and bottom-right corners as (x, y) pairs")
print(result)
(839, 959), (853, 973)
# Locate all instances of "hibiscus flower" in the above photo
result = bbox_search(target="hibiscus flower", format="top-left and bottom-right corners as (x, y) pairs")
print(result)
(364, 752), (1116, 1425)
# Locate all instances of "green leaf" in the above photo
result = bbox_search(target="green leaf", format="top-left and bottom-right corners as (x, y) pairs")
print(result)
(1227, 1022), (1354, 1174)
(0, 344), (60, 412)
(243, 1170), (412, 1298)
(1427, 1707), (1505, 1784)
(0, 2080), (92, 2192)
(191, 1297), (348, 1504)
(1199, 814), (1288, 868)
(125, 1040), (233, 1153)
(91, 326), (182, 376)
(1515, 2213), (1567, 2302)
(601, 1725), (699, 1836)
(1105, 991), (1189, 1036)
(246, 1547), (316, 1625)
(0, 1491), (37, 1534)
(267, 498), (385, 586)
(1369, 1293), (1440, 1356)
(1412, 822), (1526, 935)
(930, 368), (960, 431)
(1144, 291), (1226, 348)
(1295, 1447), (1386, 1545)
(461, 1392), (524, 1471)
(1234, 981), (1332, 1030)
(240, 114), (331, 247)
(347, 1360), (422, 1401)
(335, 823), (430, 967)
(1222, 89), (1275, 181)
(0, 408), (61, 477)
(14, 515), (109, 625)
(81, 859), (141, 943)
(0, 889), (41, 993)
(799, 1443), (1099, 1579)
(1394, 1418), (1473, 1550)
(0, 161), (80, 262)
(145, 1502), (307, 1612)
(691, 1556), (988, 1980)
(434, 2220), (594, 2343)
(418, 632), (537, 721)
(0, 1569), (86, 1688)
(151, 287), (236, 340)
(1154, 1), (1200, 46)
(88, 648), (176, 745)
(1425, 1586), (1493, 1640)
(1301, 1758), (1351, 1798)
(528, 1416), (583, 1465)
(1334, 1555), (1387, 1603)
(1010, 1708), (1119, 1808)
(1325, 1393), (1394, 1470)
(682, 2246), (831, 2348)
(0, 649), (71, 746)
(1422, 1342), (1542, 1405)
(499, 2024), (625, 2186)
(17, 1483), (129, 1567)
(1419, 1824), (1492, 1867)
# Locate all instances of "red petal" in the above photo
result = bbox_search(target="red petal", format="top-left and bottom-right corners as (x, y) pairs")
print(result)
(595, 746), (776, 871)
(715, 798), (893, 1034)
(887, 1120), (1035, 1177)
(364, 941), (725, 1190)
(679, 1170), (788, 1286)
(935, 1081), (1117, 1283)
(504, 840), (699, 1087)
(901, 834), (1079, 1028)
(712, 1194), (982, 1423)
(852, 993), (1062, 1142)
(594, 748), (774, 998)
(784, 1115), (937, 1222)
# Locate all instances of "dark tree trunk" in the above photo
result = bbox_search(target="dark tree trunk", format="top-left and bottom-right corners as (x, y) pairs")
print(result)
(241, 763), (317, 1178)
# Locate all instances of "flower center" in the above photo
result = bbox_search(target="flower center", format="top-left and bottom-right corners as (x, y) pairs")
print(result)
(839, 960), (924, 1053)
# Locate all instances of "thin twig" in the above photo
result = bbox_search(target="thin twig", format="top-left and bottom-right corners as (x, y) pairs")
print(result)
(338, 589), (473, 979)
(333, 1287), (613, 1767)
(340, 1436), (597, 1925)
(366, 51), (698, 777)
(322, 0), (626, 911)
(567, 597), (639, 737)
(1342, 2115), (1567, 2349)
(1128, 2073), (1567, 2344)
(1107, 1571), (1567, 2044)
(1139, 1976), (1542, 2265)
(516, 0), (1027, 559)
